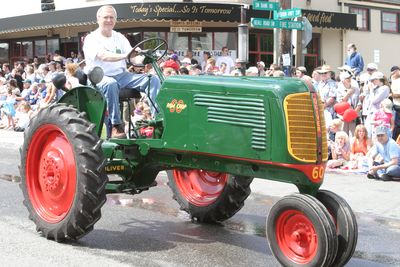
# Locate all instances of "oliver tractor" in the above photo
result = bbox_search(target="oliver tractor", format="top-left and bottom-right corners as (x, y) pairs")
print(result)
(20, 38), (357, 267)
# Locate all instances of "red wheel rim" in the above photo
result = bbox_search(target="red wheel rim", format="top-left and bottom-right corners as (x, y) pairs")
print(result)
(276, 209), (318, 264)
(173, 170), (228, 206)
(26, 124), (77, 223)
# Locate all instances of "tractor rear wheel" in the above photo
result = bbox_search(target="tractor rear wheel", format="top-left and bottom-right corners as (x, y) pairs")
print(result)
(20, 104), (107, 241)
(267, 194), (338, 267)
(167, 169), (253, 222)
(316, 190), (358, 267)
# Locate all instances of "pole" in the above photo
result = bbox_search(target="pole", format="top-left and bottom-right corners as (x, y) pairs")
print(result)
(279, 0), (292, 76)
(273, 28), (280, 65)
(238, 5), (249, 76)
(295, 17), (304, 67)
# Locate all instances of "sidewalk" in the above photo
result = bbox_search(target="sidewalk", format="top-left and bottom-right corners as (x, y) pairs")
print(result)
(2, 128), (399, 221)
(250, 170), (400, 221)
(0, 129), (24, 149)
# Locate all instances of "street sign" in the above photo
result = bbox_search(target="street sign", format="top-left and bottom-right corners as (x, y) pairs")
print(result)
(252, 0), (280, 11)
(275, 8), (302, 20)
(302, 17), (312, 49)
(170, 27), (202, 32)
(251, 18), (304, 30)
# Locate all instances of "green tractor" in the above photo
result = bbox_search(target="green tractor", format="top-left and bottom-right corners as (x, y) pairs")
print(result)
(20, 38), (357, 267)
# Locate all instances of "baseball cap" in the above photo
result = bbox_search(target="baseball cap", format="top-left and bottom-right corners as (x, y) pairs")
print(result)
(181, 58), (191, 64)
(370, 71), (384, 81)
(246, 66), (259, 74)
(23, 79), (32, 84)
(367, 63), (378, 71)
(257, 61), (265, 68)
(375, 125), (388, 135)
(338, 65), (353, 72)
(339, 71), (352, 81)
(390, 66), (400, 73)
(296, 66), (307, 73)
(169, 54), (178, 61)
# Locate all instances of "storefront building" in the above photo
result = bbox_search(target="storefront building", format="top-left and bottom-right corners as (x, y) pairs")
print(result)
(1, 0), (397, 75)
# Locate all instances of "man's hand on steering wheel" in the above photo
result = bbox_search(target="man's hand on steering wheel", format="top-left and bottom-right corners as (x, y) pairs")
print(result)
(127, 38), (168, 67)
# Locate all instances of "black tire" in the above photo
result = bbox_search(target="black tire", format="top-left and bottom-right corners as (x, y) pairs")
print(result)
(317, 190), (358, 267)
(20, 104), (107, 241)
(267, 193), (338, 267)
(167, 169), (253, 222)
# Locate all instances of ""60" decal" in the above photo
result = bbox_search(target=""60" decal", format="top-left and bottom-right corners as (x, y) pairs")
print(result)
(312, 166), (325, 180)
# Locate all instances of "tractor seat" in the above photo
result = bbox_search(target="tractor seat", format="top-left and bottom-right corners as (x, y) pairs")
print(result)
(118, 87), (142, 139)
(119, 88), (142, 100)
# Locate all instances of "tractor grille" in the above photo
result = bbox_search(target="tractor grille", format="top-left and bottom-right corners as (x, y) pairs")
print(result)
(284, 92), (328, 162)
(317, 94), (328, 161)
(194, 94), (266, 150)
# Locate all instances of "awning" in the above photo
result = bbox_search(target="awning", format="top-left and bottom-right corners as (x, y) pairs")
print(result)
(0, 2), (268, 35)
(248, 9), (356, 30)
(302, 9), (357, 30)
(0, 3), (357, 35)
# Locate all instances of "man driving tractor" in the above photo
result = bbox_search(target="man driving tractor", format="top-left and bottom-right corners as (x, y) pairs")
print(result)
(83, 5), (161, 139)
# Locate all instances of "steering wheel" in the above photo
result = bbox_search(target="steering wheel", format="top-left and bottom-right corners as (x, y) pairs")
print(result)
(127, 38), (168, 66)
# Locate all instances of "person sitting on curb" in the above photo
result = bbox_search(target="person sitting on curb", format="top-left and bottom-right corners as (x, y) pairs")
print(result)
(367, 125), (400, 181)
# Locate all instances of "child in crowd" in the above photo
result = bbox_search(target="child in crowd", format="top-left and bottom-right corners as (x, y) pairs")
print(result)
(328, 118), (344, 159)
(143, 106), (152, 120)
(370, 98), (394, 137)
(0, 87), (17, 129)
(204, 58), (219, 74)
(327, 131), (351, 168)
(65, 63), (81, 89)
(14, 101), (34, 132)
(328, 118), (344, 142)
(349, 124), (372, 170)
(131, 101), (145, 125)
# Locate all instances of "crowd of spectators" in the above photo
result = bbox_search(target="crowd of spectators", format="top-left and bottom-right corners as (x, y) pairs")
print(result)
(0, 43), (399, 180)
(0, 50), (86, 131)
(307, 45), (400, 182)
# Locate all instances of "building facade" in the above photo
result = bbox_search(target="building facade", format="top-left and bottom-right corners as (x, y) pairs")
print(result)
(0, 0), (398, 76)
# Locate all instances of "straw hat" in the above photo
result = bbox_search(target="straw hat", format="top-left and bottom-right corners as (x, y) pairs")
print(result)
(316, 65), (332, 74)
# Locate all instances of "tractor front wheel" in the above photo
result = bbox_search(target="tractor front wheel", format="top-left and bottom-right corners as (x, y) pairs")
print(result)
(167, 169), (253, 222)
(20, 104), (107, 241)
(267, 194), (338, 267)
(316, 190), (358, 267)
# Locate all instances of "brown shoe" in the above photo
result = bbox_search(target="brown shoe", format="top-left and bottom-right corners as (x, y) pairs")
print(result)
(111, 125), (127, 139)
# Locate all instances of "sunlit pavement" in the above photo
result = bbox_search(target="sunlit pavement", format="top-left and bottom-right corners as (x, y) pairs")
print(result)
(2, 128), (399, 221)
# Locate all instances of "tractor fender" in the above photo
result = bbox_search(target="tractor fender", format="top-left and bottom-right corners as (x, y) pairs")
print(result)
(58, 86), (106, 137)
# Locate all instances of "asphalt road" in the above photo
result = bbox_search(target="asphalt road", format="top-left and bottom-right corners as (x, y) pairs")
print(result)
(0, 129), (399, 266)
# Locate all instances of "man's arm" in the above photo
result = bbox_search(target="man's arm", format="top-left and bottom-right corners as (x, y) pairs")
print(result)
(371, 86), (389, 105)
(97, 33), (132, 62)
(371, 157), (398, 171)
(96, 51), (128, 62)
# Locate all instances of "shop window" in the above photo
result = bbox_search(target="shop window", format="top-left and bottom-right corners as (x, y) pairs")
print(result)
(304, 34), (320, 74)
(125, 32), (142, 47)
(144, 32), (166, 41)
(259, 34), (273, 52)
(191, 33), (212, 50)
(47, 39), (59, 55)
(382, 11), (398, 33)
(249, 34), (257, 51)
(21, 41), (33, 58)
(349, 7), (369, 31)
(249, 32), (273, 67)
(214, 32), (236, 51)
(168, 33), (189, 54)
(35, 40), (46, 57)
(0, 43), (9, 64)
